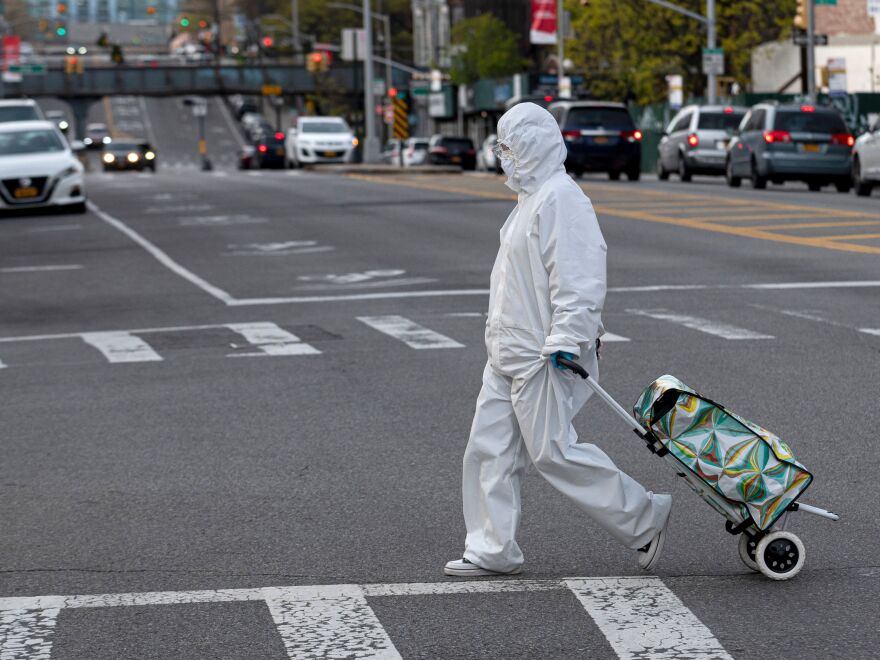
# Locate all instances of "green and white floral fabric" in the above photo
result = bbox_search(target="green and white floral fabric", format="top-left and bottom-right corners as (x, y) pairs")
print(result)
(633, 375), (813, 530)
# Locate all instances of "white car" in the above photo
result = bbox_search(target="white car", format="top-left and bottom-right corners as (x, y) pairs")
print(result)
(286, 116), (357, 166)
(402, 137), (430, 167)
(0, 99), (45, 123)
(853, 116), (880, 196)
(478, 133), (501, 173)
(0, 120), (86, 213)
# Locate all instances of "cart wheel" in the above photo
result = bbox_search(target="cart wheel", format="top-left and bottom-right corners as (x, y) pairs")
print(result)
(737, 534), (759, 572)
(755, 531), (805, 581)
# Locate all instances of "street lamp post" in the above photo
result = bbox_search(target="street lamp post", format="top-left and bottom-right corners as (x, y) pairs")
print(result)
(806, 0), (817, 102)
(362, 0), (379, 163)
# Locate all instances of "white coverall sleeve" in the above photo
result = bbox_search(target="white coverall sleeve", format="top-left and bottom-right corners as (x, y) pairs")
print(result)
(537, 195), (607, 358)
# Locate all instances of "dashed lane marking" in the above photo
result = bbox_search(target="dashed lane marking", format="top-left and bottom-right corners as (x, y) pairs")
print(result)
(0, 577), (729, 660)
(627, 309), (774, 340)
(226, 322), (321, 356)
(0, 265), (82, 273)
(358, 315), (465, 349)
(80, 331), (163, 363)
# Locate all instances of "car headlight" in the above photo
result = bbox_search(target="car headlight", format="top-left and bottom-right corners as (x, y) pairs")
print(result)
(103, 136), (112, 144)
(57, 165), (80, 179)
(103, 153), (116, 163)
(83, 138), (93, 145)
(144, 151), (155, 160)
(127, 152), (139, 163)
(58, 121), (69, 130)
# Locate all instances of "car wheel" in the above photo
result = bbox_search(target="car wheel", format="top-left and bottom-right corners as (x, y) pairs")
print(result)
(725, 158), (741, 188)
(678, 153), (692, 182)
(750, 158), (767, 189)
(835, 179), (852, 193)
(608, 170), (621, 181)
(853, 158), (873, 197)
(626, 166), (640, 182)
(807, 181), (822, 192)
(67, 201), (87, 214)
(656, 156), (669, 181)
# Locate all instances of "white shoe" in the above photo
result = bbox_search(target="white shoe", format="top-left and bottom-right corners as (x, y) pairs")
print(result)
(443, 557), (522, 577)
(638, 504), (672, 571)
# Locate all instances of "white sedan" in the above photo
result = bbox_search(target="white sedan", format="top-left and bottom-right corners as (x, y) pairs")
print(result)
(0, 120), (86, 213)
(286, 116), (357, 167)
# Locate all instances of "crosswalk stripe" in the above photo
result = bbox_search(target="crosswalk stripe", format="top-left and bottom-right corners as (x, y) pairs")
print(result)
(859, 328), (880, 336)
(80, 332), (164, 363)
(601, 332), (630, 342)
(565, 577), (733, 659)
(626, 309), (774, 340)
(0, 578), (729, 659)
(358, 315), (464, 349)
(226, 322), (321, 356)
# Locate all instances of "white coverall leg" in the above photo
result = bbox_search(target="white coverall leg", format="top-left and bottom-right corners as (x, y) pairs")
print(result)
(463, 356), (671, 574)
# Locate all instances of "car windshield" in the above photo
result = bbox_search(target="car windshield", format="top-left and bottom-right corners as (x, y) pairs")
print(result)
(698, 112), (745, 131)
(774, 111), (848, 133)
(300, 121), (349, 133)
(566, 107), (635, 130)
(87, 124), (107, 133)
(0, 106), (40, 122)
(108, 142), (143, 151)
(0, 129), (65, 155)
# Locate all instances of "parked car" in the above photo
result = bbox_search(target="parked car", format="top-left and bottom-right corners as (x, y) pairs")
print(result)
(548, 101), (642, 180)
(402, 137), (430, 167)
(44, 109), (71, 134)
(101, 141), (157, 172)
(380, 139), (404, 166)
(286, 116), (357, 166)
(726, 103), (854, 192)
(852, 115), (880, 196)
(657, 105), (747, 181)
(0, 99), (45, 123)
(83, 122), (111, 149)
(427, 135), (477, 170)
(478, 134), (502, 173)
(0, 120), (86, 213)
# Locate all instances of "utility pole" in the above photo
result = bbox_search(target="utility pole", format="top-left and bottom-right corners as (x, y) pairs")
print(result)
(362, 0), (380, 163)
(806, 0), (816, 102)
(291, 0), (301, 55)
(706, 0), (716, 104)
(557, 0), (564, 98)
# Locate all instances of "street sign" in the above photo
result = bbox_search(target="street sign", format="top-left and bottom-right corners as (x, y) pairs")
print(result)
(6, 63), (46, 75)
(261, 84), (282, 96)
(792, 32), (828, 46)
(702, 47), (724, 76)
(666, 74), (683, 110)
(868, 0), (880, 17)
(815, 0), (837, 4)
(827, 57), (847, 96)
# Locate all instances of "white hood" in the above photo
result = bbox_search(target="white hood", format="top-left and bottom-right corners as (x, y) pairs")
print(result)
(496, 102), (567, 195)
(0, 151), (78, 179)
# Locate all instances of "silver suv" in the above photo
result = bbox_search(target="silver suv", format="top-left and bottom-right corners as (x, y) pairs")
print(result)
(852, 115), (880, 196)
(657, 105), (746, 181)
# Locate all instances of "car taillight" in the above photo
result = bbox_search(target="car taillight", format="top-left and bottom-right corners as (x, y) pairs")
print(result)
(800, 105), (815, 112)
(621, 129), (642, 142)
(430, 146), (448, 155)
(258, 144), (268, 153)
(275, 132), (284, 140)
(562, 130), (581, 141)
(687, 133), (699, 147)
(763, 130), (791, 144)
(831, 133), (855, 147)
(466, 149), (476, 155)
(723, 106), (734, 114)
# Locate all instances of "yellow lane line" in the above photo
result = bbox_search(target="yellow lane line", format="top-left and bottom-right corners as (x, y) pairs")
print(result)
(815, 232), (880, 241)
(346, 174), (880, 255)
(676, 212), (829, 223)
(751, 220), (880, 230)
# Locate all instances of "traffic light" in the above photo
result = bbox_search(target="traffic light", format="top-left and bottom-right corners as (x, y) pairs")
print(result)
(388, 86), (398, 98)
(794, 0), (808, 30)
(146, 6), (156, 15)
(180, 16), (190, 28)
(198, 19), (208, 29)
(38, 18), (49, 31)
(306, 51), (331, 73)
(64, 54), (83, 74)
(55, 22), (66, 37)
(56, 3), (66, 13)
(262, 36), (274, 48)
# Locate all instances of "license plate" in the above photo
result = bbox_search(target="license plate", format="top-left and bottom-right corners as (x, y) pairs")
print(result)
(592, 136), (609, 144)
(451, 156), (461, 163)
(276, 148), (284, 156)
(716, 140), (728, 150)
(802, 143), (821, 153)
(14, 186), (38, 199)
(323, 151), (338, 157)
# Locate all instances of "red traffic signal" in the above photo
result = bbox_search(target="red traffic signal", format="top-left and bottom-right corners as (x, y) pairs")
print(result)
(262, 36), (274, 48)
(388, 87), (398, 98)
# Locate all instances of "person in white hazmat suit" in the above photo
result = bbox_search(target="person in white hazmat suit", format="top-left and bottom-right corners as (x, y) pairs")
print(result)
(444, 103), (672, 577)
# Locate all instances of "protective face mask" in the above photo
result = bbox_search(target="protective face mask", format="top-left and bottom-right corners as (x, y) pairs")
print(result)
(500, 155), (522, 192)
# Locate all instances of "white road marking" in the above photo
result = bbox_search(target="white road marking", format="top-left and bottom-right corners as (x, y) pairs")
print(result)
(627, 309), (774, 340)
(0, 265), (82, 273)
(358, 315), (464, 349)
(80, 331), (163, 363)
(0, 578), (728, 660)
(178, 215), (267, 227)
(0, 358), (6, 369)
(750, 304), (880, 339)
(860, 328), (880, 336)
(264, 585), (401, 660)
(565, 577), (733, 660)
(226, 322), (320, 356)
(143, 204), (213, 214)
(230, 290), (491, 305)
(88, 202), (236, 305)
(600, 332), (629, 342)
(137, 96), (159, 146)
(744, 280), (880, 290)
(25, 224), (82, 233)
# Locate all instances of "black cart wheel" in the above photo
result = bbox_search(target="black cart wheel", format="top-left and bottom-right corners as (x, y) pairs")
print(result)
(756, 531), (805, 581)
(737, 534), (759, 572)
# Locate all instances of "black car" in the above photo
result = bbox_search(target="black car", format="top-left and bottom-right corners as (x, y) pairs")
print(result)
(251, 131), (287, 169)
(548, 101), (642, 180)
(101, 141), (157, 171)
(428, 135), (476, 170)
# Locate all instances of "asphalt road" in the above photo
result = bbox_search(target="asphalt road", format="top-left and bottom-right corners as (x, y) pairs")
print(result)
(1, 166), (879, 659)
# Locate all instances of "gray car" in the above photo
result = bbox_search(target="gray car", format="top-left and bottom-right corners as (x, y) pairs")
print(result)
(657, 105), (746, 181)
(852, 115), (880, 196)
(726, 103), (854, 192)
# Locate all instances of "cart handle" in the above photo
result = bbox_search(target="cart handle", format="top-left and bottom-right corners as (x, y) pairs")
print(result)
(556, 356), (589, 379)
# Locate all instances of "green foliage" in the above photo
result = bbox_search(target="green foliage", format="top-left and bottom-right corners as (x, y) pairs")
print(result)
(449, 14), (528, 85)
(567, 0), (797, 104)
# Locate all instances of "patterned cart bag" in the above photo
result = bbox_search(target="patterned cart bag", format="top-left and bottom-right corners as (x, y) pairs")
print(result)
(632, 375), (813, 530)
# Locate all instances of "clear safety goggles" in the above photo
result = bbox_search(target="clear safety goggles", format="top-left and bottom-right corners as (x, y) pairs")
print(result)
(492, 141), (512, 160)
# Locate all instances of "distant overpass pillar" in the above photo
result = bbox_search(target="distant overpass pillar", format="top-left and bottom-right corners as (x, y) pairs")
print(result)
(65, 96), (100, 141)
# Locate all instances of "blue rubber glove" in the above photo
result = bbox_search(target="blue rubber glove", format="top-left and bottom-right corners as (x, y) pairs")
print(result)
(550, 351), (577, 370)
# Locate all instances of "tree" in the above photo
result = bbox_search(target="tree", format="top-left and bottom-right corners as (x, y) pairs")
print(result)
(567, 0), (797, 104)
(448, 14), (529, 85)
